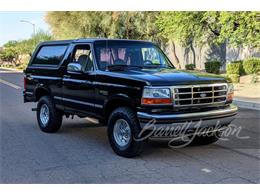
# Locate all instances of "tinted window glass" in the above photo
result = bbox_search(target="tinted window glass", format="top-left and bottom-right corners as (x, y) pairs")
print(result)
(72, 45), (94, 72)
(94, 41), (174, 71)
(33, 45), (67, 66)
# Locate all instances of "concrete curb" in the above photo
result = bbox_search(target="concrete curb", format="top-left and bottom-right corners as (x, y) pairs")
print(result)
(0, 67), (23, 73)
(233, 99), (260, 111)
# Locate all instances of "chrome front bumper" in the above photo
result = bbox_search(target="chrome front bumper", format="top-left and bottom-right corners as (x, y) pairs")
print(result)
(137, 104), (238, 129)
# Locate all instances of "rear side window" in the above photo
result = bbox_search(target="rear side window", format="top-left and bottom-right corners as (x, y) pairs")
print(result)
(32, 45), (67, 66)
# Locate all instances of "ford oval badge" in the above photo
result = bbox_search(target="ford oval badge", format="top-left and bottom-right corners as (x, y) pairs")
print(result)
(200, 93), (206, 98)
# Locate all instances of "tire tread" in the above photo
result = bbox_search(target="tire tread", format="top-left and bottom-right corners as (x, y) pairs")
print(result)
(107, 107), (144, 158)
(37, 95), (62, 133)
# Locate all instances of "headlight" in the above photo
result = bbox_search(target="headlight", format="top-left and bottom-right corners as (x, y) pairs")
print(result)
(141, 87), (172, 105)
(226, 83), (234, 103)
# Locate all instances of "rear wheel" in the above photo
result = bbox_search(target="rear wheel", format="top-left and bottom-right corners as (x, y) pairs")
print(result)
(37, 96), (63, 133)
(107, 107), (144, 158)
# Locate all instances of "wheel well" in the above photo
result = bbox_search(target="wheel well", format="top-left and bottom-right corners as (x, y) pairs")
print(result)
(35, 88), (50, 101)
(104, 98), (135, 124)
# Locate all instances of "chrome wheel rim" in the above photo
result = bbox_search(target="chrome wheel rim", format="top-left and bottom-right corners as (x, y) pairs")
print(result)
(40, 104), (49, 126)
(113, 119), (131, 147)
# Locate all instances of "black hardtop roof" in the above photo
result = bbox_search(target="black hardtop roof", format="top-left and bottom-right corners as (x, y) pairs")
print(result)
(40, 38), (154, 45)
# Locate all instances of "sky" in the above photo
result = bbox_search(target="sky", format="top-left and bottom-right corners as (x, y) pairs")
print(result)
(0, 11), (49, 46)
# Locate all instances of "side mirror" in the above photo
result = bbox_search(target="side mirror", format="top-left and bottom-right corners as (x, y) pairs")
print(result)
(67, 62), (82, 74)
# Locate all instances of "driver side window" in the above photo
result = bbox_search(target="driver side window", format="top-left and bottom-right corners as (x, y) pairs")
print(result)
(72, 45), (94, 72)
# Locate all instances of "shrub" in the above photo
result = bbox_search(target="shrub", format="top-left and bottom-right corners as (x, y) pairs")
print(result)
(185, 64), (196, 70)
(227, 61), (243, 75)
(227, 62), (239, 75)
(243, 58), (260, 74)
(228, 74), (240, 83)
(205, 61), (222, 74)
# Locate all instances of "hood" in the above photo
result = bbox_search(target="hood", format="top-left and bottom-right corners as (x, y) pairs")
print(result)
(112, 68), (227, 86)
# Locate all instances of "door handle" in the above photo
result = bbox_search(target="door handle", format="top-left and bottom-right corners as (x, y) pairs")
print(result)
(27, 76), (33, 81)
(27, 74), (33, 80)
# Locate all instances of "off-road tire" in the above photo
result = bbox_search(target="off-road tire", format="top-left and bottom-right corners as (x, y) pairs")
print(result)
(37, 95), (63, 133)
(107, 107), (144, 158)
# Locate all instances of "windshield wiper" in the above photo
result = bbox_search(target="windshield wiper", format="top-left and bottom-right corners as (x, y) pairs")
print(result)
(140, 64), (164, 69)
(107, 64), (171, 71)
(107, 64), (142, 71)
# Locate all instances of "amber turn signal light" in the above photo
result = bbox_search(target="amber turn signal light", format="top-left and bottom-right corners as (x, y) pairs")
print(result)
(141, 98), (172, 105)
(227, 92), (234, 102)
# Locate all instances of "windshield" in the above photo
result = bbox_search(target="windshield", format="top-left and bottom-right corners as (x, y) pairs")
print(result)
(94, 40), (174, 70)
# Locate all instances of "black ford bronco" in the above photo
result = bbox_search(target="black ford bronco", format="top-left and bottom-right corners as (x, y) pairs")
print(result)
(23, 39), (238, 157)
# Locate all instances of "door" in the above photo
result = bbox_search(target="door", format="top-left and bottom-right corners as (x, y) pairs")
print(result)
(61, 44), (96, 116)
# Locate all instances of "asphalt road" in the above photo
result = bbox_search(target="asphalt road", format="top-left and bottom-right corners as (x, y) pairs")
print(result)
(0, 69), (259, 183)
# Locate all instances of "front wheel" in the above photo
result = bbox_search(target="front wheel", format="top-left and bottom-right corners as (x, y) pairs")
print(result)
(107, 107), (144, 158)
(37, 96), (63, 133)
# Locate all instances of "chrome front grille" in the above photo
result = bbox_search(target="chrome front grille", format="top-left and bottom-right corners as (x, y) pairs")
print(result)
(171, 83), (228, 107)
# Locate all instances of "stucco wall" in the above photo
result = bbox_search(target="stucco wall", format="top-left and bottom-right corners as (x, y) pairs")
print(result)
(226, 46), (260, 63)
(164, 42), (259, 71)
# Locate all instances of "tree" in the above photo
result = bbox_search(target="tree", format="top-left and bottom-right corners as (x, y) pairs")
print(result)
(0, 41), (22, 66)
(0, 30), (52, 66)
(21, 30), (53, 56)
(158, 11), (260, 47)
(211, 12), (260, 47)
(45, 11), (163, 43)
(156, 11), (260, 68)
(156, 12), (205, 68)
(45, 12), (107, 39)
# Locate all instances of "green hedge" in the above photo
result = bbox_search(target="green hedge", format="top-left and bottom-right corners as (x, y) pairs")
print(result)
(243, 58), (260, 74)
(205, 61), (222, 74)
(227, 61), (243, 75)
(227, 74), (240, 83)
(185, 64), (196, 70)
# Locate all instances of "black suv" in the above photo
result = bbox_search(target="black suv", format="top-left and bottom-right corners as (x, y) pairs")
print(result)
(24, 39), (238, 157)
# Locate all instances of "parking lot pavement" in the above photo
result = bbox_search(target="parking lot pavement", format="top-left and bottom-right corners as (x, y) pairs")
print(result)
(0, 70), (259, 183)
